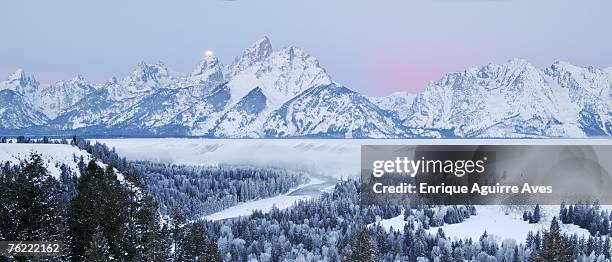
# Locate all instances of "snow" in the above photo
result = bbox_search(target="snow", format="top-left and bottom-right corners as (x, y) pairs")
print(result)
(370, 205), (595, 244)
(0, 143), (92, 179)
(369, 91), (416, 121)
(203, 177), (326, 221)
(0, 143), (140, 199)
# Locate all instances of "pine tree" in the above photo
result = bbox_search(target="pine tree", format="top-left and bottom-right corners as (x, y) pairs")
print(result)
(171, 209), (187, 261)
(4, 154), (63, 241)
(134, 195), (167, 261)
(560, 202), (567, 223)
(439, 244), (452, 262)
(532, 217), (575, 261)
(85, 227), (112, 262)
(68, 161), (131, 260)
(604, 237), (611, 259)
(183, 222), (221, 262)
(68, 160), (105, 260)
(512, 245), (520, 262)
(403, 224), (414, 261)
(350, 228), (376, 262)
(530, 205), (541, 224)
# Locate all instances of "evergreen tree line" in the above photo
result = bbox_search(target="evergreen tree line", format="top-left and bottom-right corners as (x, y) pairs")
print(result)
(202, 178), (611, 261)
(406, 205), (477, 230)
(522, 204), (542, 224)
(560, 201), (612, 236)
(132, 161), (308, 219)
(526, 217), (612, 261)
(0, 150), (222, 261)
(202, 179), (511, 261)
(1, 136), (69, 144)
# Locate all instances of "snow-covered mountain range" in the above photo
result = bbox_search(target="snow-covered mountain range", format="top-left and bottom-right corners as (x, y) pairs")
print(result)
(1, 37), (610, 138)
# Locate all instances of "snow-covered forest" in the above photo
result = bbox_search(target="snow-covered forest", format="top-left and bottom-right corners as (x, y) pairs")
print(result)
(1, 137), (612, 261)
(134, 161), (308, 218)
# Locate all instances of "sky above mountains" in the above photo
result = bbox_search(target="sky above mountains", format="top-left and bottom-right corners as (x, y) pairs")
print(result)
(1, 0), (611, 96)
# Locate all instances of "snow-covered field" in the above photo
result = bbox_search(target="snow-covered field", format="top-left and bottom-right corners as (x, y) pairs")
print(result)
(370, 205), (594, 244)
(0, 143), (91, 179)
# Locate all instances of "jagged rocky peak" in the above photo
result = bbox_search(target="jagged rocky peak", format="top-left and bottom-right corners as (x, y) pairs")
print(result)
(70, 74), (86, 83)
(129, 62), (171, 83)
(192, 53), (221, 76)
(230, 36), (273, 75)
(2, 69), (39, 91)
(369, 91), (416, 121)
(428, 58), (545, 96)
(105, 76), (119, 86)
(244, 36), (273, 61)
(54, 74), (91, 88)
(189, 53), (224, 87)
(545, 61), (612, 92)
(473, 58), (542, 86)
(103, 62), (175, 100)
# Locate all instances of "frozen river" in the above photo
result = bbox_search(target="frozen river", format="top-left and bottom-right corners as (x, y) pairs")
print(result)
(94, 138), (611, 220)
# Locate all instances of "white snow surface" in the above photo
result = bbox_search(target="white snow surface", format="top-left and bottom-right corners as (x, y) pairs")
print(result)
(203, 177), (325, 221)
(370, 205), (596, 244)
(0, 143), (130, 184)
(0, 143), (92, 179)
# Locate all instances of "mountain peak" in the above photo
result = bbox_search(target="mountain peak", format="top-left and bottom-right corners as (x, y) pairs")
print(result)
(71, 74), (86, 83)
(9, 69), (25, 79)
(230, 37), (273, 74)
(131, 62), (170, 82)
(106, 76), (119, 86)
(8, 69), (35, 82)
(479, 58), (537, 73)
(247, 36), (273, 58)
(192, 55), (220, 77)
(3, 69), (39, 90)
(506, 58), (530, 66)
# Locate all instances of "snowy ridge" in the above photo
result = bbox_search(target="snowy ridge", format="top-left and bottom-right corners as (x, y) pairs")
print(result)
(369, 91), (416, 121)
(0, 143), (138, 193)
(0, 143), (91, 179)
(1, 39), (610, 138)
(264, 84), (407, 138)
(405, 59), (610, 138)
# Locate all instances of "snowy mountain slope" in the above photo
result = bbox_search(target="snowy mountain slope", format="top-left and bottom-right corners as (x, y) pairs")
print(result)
(35, 75), (97, 119)
(0, 70), (98, 120)
(211, 87), (268, 137)
(0, 89), (49, 129)
(107, 62), (181, 100)
(0, 69), (40, 97)
(370, 91), (416, 121)
(404, 59), (586, 138)
(50, 89), (122, 129)
(0, 143), (93, 179)
(263, 83), (407, 138)
(204, 37), (335, 137)
(545, 62), (612, 136)
(226, 37), (332, 106)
